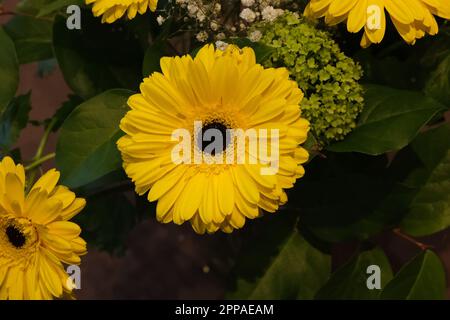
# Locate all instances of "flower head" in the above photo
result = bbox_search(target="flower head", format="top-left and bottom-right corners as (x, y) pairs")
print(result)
(248, 29), (263, 42)
(241, 0), (255, 7)
(304, 0), (450, 47)
(258, 13), (364, 143)
(86, 0), (158, 23)
(117, 44), (310, 234)
(240, 8), (257, 23)
(157, 15), (165, 26)
(196, 31), (209, 42)
(261, 6), (284, 22)
(0, 157), (86, 299)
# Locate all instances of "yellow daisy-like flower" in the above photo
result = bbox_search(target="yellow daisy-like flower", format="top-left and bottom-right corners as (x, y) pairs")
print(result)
(304, 0), (450, 47)
(0, 157), (87, 300)
(86, 0), (158, 23)
(117, 44), (310, 234)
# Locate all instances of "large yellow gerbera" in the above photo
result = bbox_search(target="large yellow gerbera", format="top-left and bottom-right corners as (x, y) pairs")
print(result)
(0, 157), (87, 300)
(118, 44), (310, 234)
(304, 0), (450, 47)
(86, 0), (158, 23)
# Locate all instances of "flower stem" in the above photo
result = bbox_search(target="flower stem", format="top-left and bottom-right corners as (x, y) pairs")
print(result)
(392, 228), (433, 251)
(25, 153), (56, 171)
(34, 118), (57, 161)
(25, 119), (57, 190)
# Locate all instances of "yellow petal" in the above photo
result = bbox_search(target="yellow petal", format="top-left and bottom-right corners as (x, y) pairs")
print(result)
(31, 169), (60, 194)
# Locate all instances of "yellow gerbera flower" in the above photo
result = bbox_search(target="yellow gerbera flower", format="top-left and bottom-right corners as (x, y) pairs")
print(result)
(117, 44), (310, 234)
(86, 0), (158, 23)
(304, 0), (450, 47)
(0, 157), (87, 300)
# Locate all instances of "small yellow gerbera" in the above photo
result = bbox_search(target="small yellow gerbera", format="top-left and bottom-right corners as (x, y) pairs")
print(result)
(0, 157), (87, 300)
(86, 0), (158, 23)
(118, 44), (310, 234)
(304, 0), (450, 47)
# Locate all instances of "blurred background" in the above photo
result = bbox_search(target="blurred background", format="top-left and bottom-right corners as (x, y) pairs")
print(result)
(1, 0), (449, 299)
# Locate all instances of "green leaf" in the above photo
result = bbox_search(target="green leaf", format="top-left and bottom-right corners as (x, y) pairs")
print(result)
(381, 251), (446, 300)
(0, 27), (19, 112)
(399, 123), (450, 236)
(37, 0), (84, 17)
(227, 213), (331, 300)
(316, 247), (393, 299)
(295, 153), (406, 243)
(74, 192), (141, 255)
(56, 89), (132, 189)
(424, 54), (450, 107)
(0, 93), (32, 152)
(51, 94), (83, 132)
(16, 0), (54, 15)
(53, 13), (144, 99)
(142, 41), (165, 77)
(328, 85), (445, 155)
(141, 17), (175, 77)
(228, 38), (275, 64)
(4, 15), (53, 64)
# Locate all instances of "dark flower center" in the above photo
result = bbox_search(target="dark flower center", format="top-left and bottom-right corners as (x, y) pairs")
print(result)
(198, 121), (231, 155)
(6, 225), (26, 248)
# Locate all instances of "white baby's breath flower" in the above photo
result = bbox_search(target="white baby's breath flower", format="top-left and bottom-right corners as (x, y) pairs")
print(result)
(215, 40), (229, 51)
(156, 15), (165, 26)
(240, 8), (256, 23)
(241, 0), (255, 7)
(261, 6), (284, 22)
(210, 21), (219, 31)
(196, 31), (208, 42)
(197, 11), (206, 22)
(187, 3), (199, 16)
(216, 32), (226, 40)
(248, 30), (262, 42)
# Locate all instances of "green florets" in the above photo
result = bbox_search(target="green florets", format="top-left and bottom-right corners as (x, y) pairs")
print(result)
(257, 13), (364, 144)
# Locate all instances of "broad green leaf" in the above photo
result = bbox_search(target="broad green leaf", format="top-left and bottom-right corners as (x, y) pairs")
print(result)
(227, 213), (331, 300)
(228, 38), (276, 64)
(142, 41), (165, 77)
(74, 192), (141, 255)
(4, 16), (53, 64)
(0, 27), (19, 112)
(51, 94), (83, 132)
(424, 54), (450, 107)
(399, 124), (450, 236)
(53, 13), (143, 99)
(421, 29), (450, 106)
(356, 52), (423, 91)
(328, 85), (445, 155)
(16, 0), (54, 15)
(316, 247), (393, 299)
(141, 17), (175, 77)
(38, 0), (84, 17)
(56, 89), (132, 189)
(295, 153), (406, 243)
(0, 93), (32, 152)
(381, 251), (446, 300)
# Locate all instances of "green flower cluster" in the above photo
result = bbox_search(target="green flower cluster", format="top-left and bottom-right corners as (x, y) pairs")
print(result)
(257, 13), (364, 144)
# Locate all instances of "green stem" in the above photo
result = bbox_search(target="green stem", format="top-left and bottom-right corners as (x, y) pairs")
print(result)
(26, 119), (57, 190)
(34, 118), (57, 161)
(25, 153), (56, 171)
